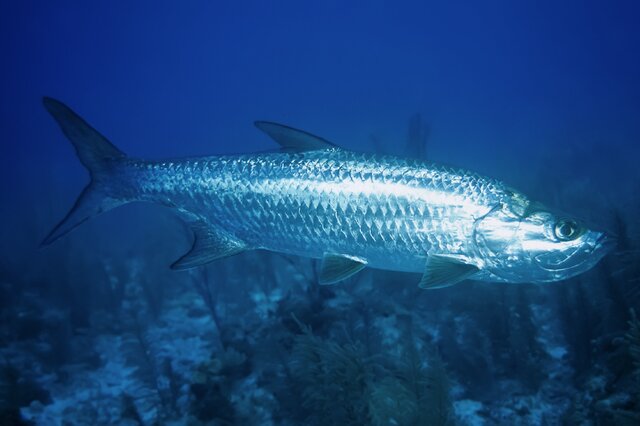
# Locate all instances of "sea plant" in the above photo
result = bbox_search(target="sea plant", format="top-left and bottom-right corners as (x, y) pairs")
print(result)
(289, 314), (455, 426)
(369, 337), (454, 426)
(290, 319), (372, 425)
(626, 309), (640, 398)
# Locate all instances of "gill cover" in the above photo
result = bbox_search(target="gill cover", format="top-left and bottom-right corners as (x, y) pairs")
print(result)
(472, 195), (531, 282)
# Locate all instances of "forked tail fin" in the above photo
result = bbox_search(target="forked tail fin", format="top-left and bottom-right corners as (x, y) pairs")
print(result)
(41, 97), (129, 246)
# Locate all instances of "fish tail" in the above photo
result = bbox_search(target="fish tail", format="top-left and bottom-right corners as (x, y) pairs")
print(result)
(41, 97), (130, 246)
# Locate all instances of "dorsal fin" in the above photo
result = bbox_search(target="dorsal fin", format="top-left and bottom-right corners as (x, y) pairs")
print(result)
(254, 121), (338, 152)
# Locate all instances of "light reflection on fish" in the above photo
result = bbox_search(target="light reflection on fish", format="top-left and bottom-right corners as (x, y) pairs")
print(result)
(41, 98), (615, 289)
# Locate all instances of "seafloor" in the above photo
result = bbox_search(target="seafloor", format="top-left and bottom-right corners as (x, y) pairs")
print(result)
(2, 226), (640, 425)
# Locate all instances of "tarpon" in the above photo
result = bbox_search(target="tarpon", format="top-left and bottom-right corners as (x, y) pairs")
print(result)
(41, 97), (614, 289)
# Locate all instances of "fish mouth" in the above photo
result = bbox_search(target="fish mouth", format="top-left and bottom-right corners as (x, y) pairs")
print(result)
(534, 246), (583, 271)
(533, 232), (615, 273)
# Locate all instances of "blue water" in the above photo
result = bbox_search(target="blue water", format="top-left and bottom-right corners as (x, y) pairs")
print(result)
(1, 1), (639, 424)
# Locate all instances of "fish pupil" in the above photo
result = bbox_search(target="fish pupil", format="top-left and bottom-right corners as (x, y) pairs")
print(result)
(555, 220), (578, 240)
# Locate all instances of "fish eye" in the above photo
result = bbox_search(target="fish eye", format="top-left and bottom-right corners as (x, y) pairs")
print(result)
(554, 219), (581, 241)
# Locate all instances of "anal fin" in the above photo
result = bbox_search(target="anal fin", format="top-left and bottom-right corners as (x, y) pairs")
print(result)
(172, 217), (246, 270)
(319, 253), (367, 285)
(419, 255), (479, 290)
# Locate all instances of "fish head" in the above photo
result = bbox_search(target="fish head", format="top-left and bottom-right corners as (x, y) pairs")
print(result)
(474, 196), (615, 283)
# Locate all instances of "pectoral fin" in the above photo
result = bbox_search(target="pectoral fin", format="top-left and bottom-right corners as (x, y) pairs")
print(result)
(319, 254), (367, 285)
(172, 217), (246, 270)
(419, 255), (479, 290)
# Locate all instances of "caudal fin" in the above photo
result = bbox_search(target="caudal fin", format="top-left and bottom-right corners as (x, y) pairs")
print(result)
(41, 97), (128, 246)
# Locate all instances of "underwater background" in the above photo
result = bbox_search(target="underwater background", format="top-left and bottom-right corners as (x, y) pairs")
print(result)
(1, 1), (640, 424)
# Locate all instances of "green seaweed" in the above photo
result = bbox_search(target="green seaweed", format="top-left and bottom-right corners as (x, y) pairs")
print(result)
(290, 320), (372, 425)
(626, 309), (640, 397)
(369, 340), (454, 426)
(289, 316), (454, 426)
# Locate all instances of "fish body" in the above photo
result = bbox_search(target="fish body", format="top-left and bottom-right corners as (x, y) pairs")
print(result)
(127, 150), (503, 276)
(41, 98), (614, 288)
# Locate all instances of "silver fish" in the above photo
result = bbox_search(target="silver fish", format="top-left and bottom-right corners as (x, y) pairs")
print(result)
(41, 97), (615, 289)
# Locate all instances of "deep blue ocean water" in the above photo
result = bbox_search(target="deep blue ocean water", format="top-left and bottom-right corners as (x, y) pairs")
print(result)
(1, 1), (640, 424)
